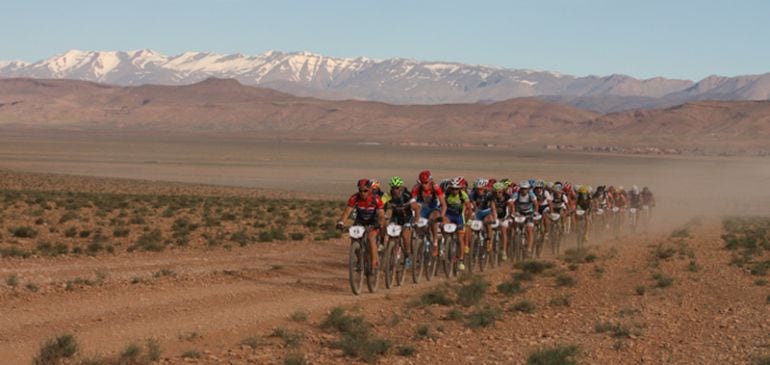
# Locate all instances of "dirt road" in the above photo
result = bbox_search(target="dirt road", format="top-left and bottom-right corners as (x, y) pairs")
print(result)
(3, 220), (770, 364)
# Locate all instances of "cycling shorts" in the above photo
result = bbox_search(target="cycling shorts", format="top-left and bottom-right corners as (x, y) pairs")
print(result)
(475, 208), (492, 221)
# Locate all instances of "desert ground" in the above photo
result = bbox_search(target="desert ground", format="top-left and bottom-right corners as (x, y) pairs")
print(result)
(1, 131), (769, 364)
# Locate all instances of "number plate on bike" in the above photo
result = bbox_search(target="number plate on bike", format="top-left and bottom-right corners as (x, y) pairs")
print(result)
(596, 208), (604, 215)
(470, 220), (483, 231)
(612, 207), (620, 213)
(349, 226), (366, 239)
(549, 213), (560, 221)
(416, 217), (428, 228)
(629, 208), (637, 213)
(514, 216), (526, 224)
(386, 224), (402, 237)
(443, 223), (457, 233)
(576, 210), (586, 216)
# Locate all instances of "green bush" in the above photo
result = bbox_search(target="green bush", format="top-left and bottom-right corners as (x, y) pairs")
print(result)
(526, 344), (579, 365)
(457, 276), (488, 307)
(497, 280), (524, 296)
(32, 333), (78, 365)
(9, 226), (38, 238)
(465, 306), (500, 328)
(420, 287), (454, 306)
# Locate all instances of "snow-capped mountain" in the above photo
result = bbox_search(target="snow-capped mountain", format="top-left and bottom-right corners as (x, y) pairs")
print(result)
(1, 49), (768, 112)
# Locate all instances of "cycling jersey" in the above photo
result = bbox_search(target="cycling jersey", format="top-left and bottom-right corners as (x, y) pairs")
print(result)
(493, 192), (511, 218)
(551, 193), (569, 213)
(535, 190), (553, 214)
(469, 189), (493, 211)
(410, 182), (444, 207)
(445, 190), (469, 216)
(382, 189), (414, 225)
(629, 192), (642, 208)
(347, 193), (384, 226)
(445, 190), (469, 230)
(512, 190), (537, 215)
(576, 192), (592, 211)
(594, 191), (609, 209)
(641, 191), (654, 206)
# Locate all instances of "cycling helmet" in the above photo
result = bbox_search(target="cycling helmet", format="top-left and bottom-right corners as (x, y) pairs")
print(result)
(475, 178), (489, 189)
(418, 170), (432, 184)
(553, 182), (563, 192)
(488, 178), (497, 188)
(519, 180), (531, 189)
(492, 181), (506, 192)
(449, 176), (463, 189)
(578, 185), (589, 194)
(632, 185), (640, 194)
(389, 176), (404, 188)
(501, 178), (512, 187)
(357, 178), (372, 189)
(528, 179), (536, 187)
(642, 186), (649, 193)
(597, 185), (605, 193)
(370, 179), (380, 190)
(534, 180), (545, 189)
(458, 176), (468, 189)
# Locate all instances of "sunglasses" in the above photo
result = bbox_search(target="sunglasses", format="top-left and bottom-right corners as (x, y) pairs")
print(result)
(359, 188), (370, 193)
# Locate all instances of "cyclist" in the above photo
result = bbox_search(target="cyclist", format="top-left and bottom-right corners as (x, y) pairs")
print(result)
(410, 170), (448, 257)
(469, 178), (498, 252)
(575, 185), (593, 242)
(337, 179), (386, 270)
(533, 180), (553, 239)
(371, 179), (384, 198)
(641, 186), (656, 209)
(444, 177), (473, 270)
(492, 181), (513, 261)
(382, 176), (419, 268)
(629, 185), (642, 209)
(512, 181), (539, 257)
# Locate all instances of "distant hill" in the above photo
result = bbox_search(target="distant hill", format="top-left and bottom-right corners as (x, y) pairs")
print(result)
(2, 49), (768, 113)
(1, 78), (768, 150)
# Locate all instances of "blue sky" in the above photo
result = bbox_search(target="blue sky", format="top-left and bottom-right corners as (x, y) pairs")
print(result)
(1, 0), (767, 80)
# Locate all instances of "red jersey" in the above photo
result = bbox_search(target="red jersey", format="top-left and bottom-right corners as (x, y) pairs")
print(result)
(347, 193), (384, 224)
(410, 182), (444, 205)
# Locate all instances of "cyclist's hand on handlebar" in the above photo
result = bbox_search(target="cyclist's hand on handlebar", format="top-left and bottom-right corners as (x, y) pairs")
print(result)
(336, 221), (345, 231)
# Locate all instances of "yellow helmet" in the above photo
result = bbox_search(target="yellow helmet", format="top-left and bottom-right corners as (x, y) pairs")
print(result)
(578, 185), (589, 194)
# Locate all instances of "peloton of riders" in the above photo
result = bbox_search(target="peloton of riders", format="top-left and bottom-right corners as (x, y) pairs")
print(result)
(339, 171), (656, 268)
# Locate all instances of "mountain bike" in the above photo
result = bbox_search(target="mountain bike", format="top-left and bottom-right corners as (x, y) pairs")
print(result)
(547, 211), (563, 255)
(441, 222), (460, 278)
(348, 225), (379, 295)
(468, 219), (489, 272)
(383, 223), (408, 289)
(575, 209), (588, 249)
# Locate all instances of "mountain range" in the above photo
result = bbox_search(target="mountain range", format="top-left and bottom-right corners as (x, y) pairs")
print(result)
(1, 78), (768, 150)
(1, 50), (769, 113)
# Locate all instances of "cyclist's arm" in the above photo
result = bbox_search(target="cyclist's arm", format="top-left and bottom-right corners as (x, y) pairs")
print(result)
(339, 206), (353, 227)
(438, 194), (448, 218)
(490, 201), (498, 220)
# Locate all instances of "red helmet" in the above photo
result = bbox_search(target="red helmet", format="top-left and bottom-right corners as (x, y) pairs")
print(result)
(488, 178), (497, 188)
(357, 179), (372, 188)
(563, 182), (573, 192)
(458, 176), (468, 189)
(418, 170), (432, 184)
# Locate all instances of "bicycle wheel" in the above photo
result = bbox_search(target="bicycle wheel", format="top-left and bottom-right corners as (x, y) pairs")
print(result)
(384, 238), (395, 289)
(395, 238), (406, 286)
(478, 233), (488, 273)
(365, 243), (379, 293)
(349, 240), (364, 295)
(425, 235), (437, 281)
(412, 233), (424, 284)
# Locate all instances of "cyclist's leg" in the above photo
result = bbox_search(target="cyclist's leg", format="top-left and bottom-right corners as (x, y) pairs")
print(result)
(428, 209), (441, 256)
(367, 228), (379, 269)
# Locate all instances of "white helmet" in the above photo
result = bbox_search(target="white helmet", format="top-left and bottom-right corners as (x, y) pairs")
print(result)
(474, 178), (489, 189)
(519, 180), (531, 189)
